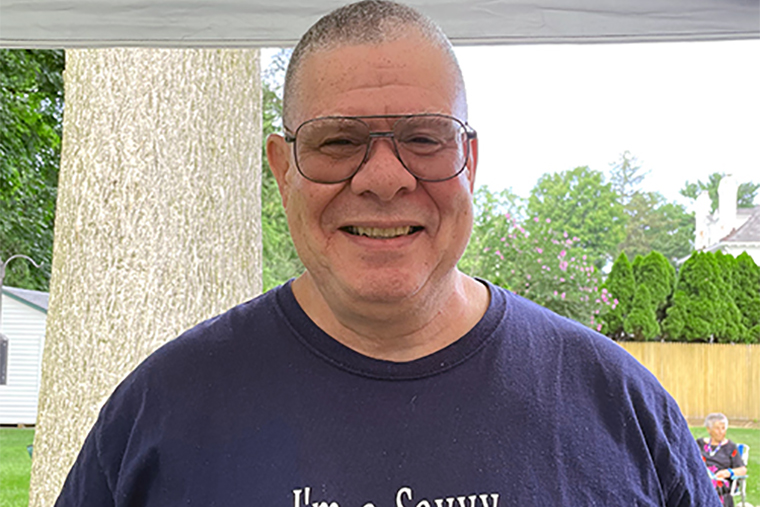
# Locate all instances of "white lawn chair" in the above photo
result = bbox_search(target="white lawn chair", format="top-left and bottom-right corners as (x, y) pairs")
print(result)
(730, 443), (750, 507)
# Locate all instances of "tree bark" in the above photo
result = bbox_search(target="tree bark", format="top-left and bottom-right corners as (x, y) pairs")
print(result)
(28, 48), (262, 506)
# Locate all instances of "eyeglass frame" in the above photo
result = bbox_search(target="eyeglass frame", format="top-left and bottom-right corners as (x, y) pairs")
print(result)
(283, 113), (477, 184)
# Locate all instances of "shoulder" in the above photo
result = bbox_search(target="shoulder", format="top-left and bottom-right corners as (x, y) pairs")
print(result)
(486, 283), (718, 504)
(102, 284), (292, 409)
(726, 440), (740, 455)
(488, 283), (675, 419)
(494, 284), (644, 373)
(143, 284), (287, 367)
(90, 284), (295, 439)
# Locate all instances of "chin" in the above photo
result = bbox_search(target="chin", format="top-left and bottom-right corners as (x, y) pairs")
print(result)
(343, 270), (428, 304)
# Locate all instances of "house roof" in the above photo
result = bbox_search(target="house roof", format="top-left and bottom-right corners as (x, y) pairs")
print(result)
(723, 206), (760, 243)
(1, 287), (49, 313)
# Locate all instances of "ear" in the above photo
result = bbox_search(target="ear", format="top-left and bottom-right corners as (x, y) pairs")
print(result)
(266, 133), (293, 208)
(465, 136), (478, 193)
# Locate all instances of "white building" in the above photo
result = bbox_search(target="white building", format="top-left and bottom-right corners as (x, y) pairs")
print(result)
(694, 174), (760, 265)
(0, 287), (48, 425)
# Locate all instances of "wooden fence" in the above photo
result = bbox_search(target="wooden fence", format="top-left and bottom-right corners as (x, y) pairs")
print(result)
(619, 342), (760, 422)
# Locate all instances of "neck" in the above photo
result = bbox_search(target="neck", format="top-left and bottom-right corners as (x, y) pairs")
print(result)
(291, 270), (489, 361)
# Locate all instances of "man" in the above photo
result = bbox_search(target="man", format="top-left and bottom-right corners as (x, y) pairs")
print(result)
(56, 1), (720, 506)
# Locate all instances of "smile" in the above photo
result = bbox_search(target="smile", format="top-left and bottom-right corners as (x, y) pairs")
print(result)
(342, 226), (423, 238)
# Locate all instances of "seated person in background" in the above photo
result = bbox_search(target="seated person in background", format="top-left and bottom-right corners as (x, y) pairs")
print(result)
(696, 412), (747, 506)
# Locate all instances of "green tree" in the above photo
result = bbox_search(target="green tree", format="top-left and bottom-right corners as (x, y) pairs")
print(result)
(261, 50), (303, 291)
(527, 166), (627, 268)
(609, 151), (648, 206)
(624, 284), (660, 340)
(646, 200), (694, 264)
(734, 252), (760, 342)
(0, 49), (303, 292)
(635, 251), (675, 317)
(607, 153), (693, 265)
(680, 172), (759, 213)
(461, 186), (604, 327)
(617, 192), (694, 264)
(459, 185), (523, 285)
(712, 251), (748, 343)
(0, 49), (64, 290)
(631, 254), (644, 282)
(662, 251), (747, 342)
(599, 252), (636, 339)
(662, 252), (718, 341)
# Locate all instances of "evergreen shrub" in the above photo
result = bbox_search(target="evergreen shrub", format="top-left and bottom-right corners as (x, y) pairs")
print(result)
(600, 252), (636, 339)
(624, 284), (661, 340)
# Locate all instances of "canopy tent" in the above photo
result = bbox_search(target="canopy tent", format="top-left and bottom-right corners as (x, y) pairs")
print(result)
(1, 0), (758, 48)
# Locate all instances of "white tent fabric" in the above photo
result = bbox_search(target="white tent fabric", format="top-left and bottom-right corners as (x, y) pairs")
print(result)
(1, 0), (758, 48)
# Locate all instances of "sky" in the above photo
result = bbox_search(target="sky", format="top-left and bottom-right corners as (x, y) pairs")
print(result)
(265, 39), (759, 208)
(454, 40), (760, 207)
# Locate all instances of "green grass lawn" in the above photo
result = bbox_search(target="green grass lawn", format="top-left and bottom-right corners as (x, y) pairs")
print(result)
(690, 426), (759, 505)
(0, 428), (35, 507)
(1, 427), (758, 505)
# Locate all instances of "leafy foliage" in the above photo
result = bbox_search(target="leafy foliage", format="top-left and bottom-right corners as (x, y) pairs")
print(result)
(527, 166), (627, 268)
(644, 200), (694, 264)
(734, 252), (760, 340)
(609, 151), (648, 206)
(712, 251), (749, 343)
(459, 186), (523, 282)
(461, 186), (604, 327)
(0, 48), (304, 292)
(623, 284), (660, 340)
(662, 251), (751, 343)
(616, 191), (694, 264)
(635, 251), (676, 315)
(680, 172), (759, 213)
(662, 253), (718, 341)
(0, 49), (64, 290)
(261, 50), (303, 291)
(599, 252), (635, 339)
(606, 152), (694, 265)
(597, 250), (672, 340)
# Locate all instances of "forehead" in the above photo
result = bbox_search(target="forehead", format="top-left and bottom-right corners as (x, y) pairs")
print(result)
(290, 36), (465, 125)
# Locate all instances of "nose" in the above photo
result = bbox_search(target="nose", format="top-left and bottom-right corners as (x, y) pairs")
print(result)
(349, 135), (418, 201)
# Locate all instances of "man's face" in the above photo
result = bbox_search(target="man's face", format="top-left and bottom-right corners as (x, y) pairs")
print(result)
(268, 35), (478, 308)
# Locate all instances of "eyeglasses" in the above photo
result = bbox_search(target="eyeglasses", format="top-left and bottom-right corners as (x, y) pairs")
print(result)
(284, 114), (477, 184)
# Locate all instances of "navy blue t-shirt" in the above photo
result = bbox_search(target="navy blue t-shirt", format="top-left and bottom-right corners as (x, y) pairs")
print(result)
(55, 281), (719, 506)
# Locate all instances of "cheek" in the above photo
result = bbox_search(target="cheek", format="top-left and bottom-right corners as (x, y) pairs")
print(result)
(447, 187), (474, 227)
(432, 187), (474, 251)
(285, 182), (344, 236)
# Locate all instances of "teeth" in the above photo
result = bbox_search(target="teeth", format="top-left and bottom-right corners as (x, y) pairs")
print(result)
(347, 226), (416, 238)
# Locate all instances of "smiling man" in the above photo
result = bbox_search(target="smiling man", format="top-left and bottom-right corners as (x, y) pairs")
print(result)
(267, 21), (487, 361)
(56, 2), (720, 506)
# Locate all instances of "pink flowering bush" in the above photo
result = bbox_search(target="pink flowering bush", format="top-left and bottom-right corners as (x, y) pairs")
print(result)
(461, 192), (605, 328)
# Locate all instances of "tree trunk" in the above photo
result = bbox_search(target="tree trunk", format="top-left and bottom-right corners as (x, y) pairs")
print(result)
(28, 48), (262, 506)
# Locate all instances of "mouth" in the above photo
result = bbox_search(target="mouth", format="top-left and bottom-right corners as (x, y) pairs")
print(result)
(342, 225), (424, 239)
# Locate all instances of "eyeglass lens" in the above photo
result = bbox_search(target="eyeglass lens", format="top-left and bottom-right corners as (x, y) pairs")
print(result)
(294, 115), (469, 183)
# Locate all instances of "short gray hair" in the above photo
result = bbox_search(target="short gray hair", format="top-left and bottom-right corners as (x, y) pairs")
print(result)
(283, 0), (464, 127)
(704, 412), (729, 430)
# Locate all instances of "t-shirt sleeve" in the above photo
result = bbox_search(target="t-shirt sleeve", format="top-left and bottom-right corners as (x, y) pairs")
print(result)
(660, 416), (721, 506)
(619, 372), (719, 507)
(54, 362), (148, 506)
(54, 424), (115, 507)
